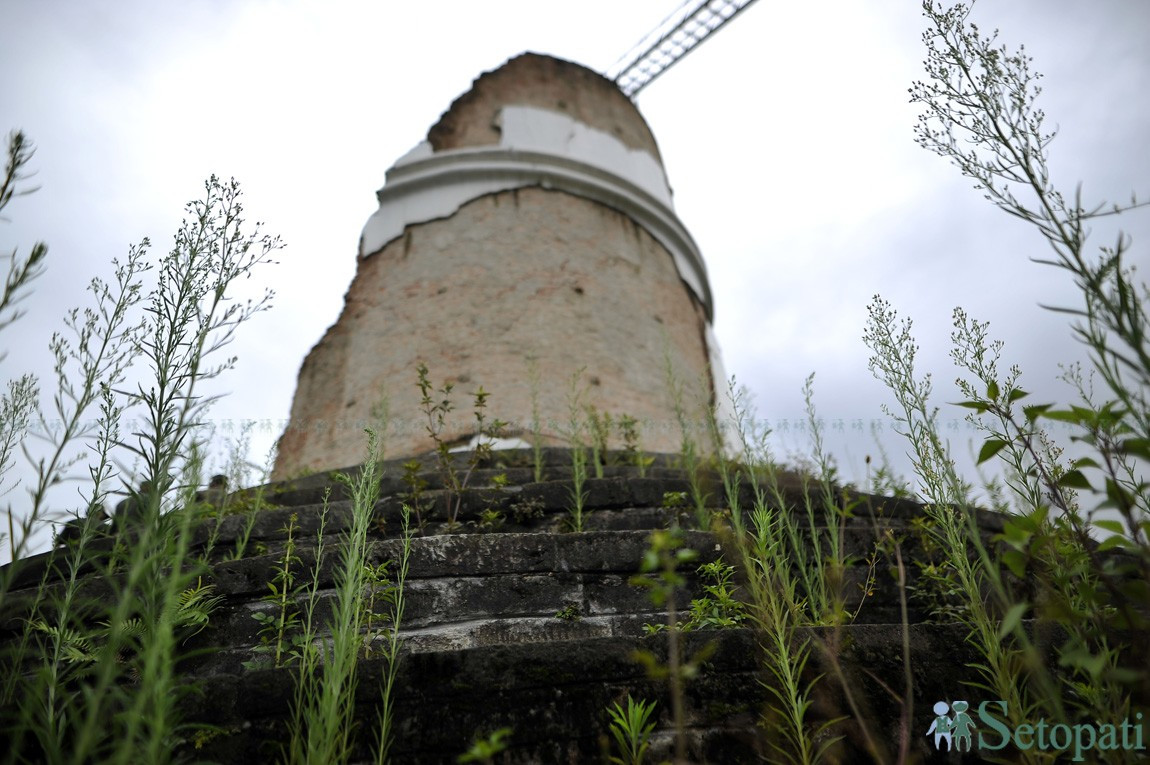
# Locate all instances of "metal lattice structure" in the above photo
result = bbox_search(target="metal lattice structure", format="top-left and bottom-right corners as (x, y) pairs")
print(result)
(607, 0), (760, 98)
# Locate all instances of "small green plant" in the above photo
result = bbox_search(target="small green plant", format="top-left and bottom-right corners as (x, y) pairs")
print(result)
(174, 577), (225, 639)
(286, 430), (386, 764)
(225, 441), (278, 561)
(630, 526), (704, 764)
(554, 602), (581, 622)
(417, 363), (460, 525)
(416, 364), (506, 530)
(618, 414), (654, 477)
(246, 512), (302, 669)
(640, 558), (747, 634)
(685, 559), (747, 630)
(663, 353), (710, 528)
(375, 504), (414, 765)
(401, 458), (429, 530)
(359, 560), (394, 659)
(563, 370), (590, 532)
(510, 496), (545, 525)
(470, 508), (505, 533)
(457, 727), (513, 764)
(606, 696), (658, 765)
(527, 356), (546, 482)
(587, 405), (611, 478)
(231, 508), (261, 561)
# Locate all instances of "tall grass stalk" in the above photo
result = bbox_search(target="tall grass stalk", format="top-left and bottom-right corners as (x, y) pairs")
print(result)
(864, 297), (1053, 747)
(0, 132), (47, 553)
(3, 244), (146, 593)
(631, 527), (697, 764)
(564, 371), (589, 532)
(1, 174), (276, 764)
(714, 380), (865, 764)
(526, 358), (546, 483)
(288, 430), (384, 764)
(663, 354), (708, 528)
(374, 504), (413, 765)
(287, 492), (331, 756)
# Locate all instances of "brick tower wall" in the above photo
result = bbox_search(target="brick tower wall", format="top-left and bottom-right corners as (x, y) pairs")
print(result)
(273, 54), (720, 479)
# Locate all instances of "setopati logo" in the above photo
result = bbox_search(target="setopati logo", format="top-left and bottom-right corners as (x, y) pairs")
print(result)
(927, 700), (1146, 761)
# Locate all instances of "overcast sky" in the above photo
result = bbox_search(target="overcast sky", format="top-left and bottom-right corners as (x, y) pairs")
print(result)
(1, 0), (1148, 557)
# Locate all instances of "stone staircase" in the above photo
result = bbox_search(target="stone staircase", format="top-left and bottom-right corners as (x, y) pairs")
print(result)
(3, 449), (1003, 763)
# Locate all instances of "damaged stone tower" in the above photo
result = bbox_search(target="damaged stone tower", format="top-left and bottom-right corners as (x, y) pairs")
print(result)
(274, 53), (722, 479)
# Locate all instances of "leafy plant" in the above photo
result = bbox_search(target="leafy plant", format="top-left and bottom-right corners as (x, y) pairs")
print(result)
(618, 414), (653, 478)
(606, 695), (658, 765)
(563, 370), (590, 532)
(527, 356), (546, 483)
(245, 512), (303, 669)
(716, 380), (854, 764)
(554, 602), (581, 622)
(587, 405), (611, 479)
(457, 727), (512, 764)
(509, 496), (544, 525)
(416, 364), (506, 530)
(401, 458), (429, 530)
(663, 354), (710, 528)
(375, 505), (414, 765)
(640, 558), (747, 634)
(359, 559), (394, 659)
(286, 430), (385, 764)
(630, 526), (704, 764)
(685, 559), (748, 631)
(470, 508), (505, 533)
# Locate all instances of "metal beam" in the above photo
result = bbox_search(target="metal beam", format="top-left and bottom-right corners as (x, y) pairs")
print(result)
(607, 0), (760, 98)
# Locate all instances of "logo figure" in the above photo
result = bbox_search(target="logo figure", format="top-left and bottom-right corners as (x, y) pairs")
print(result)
(927, 700), (978, 753)
(926, 700), (954, 751)
(950, 700), (976, 752)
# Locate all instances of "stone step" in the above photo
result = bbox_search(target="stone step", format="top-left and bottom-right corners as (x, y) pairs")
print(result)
(179, 622), (985, 764)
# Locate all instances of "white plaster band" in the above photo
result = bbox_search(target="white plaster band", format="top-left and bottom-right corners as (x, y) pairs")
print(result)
(359, 146), (712, 320)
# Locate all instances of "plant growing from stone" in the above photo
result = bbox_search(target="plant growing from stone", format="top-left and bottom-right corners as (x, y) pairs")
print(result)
(416, 364), (506, 530)
(527, 356), (546, 482)
(563, 370), (590, 532)
(640, 557), (747, 635)
(286, 430), (389, 765)
(285, 492), (331, 746)
(606, 695), (658, 765)
(374, 504), (414, 765)
(553, 602), (581, 622)
(224, 434), (276, 562)
(400, 458), (429, 530)
(587, 405), (611, 479)
(713, 380), (859, 764)
(618, 414), (653, 478)
(685, 559), (747, 630)
(457, 727), (512, 764)
(359, 559), (393, 658)
(662, 354), (709, 528)
(630, 526), (704, 764)
(246, 512), (303, 669)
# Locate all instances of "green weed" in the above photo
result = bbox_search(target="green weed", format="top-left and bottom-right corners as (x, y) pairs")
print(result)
(606, 695), (658, 765)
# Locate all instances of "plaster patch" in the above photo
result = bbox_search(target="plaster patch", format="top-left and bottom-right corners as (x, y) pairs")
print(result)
(359, 105), (712, 317)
